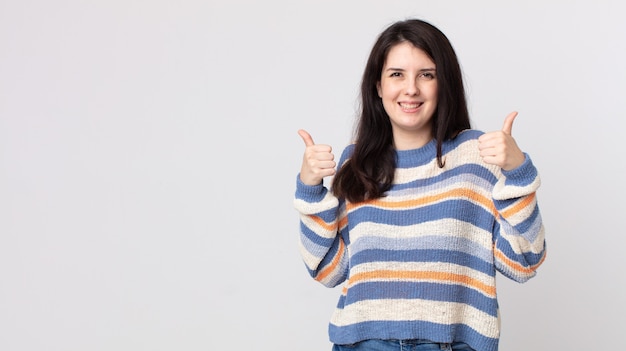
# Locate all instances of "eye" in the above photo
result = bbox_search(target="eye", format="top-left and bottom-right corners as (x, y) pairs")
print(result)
(419, 71), (436, 80)
(389, 72), (402, 78)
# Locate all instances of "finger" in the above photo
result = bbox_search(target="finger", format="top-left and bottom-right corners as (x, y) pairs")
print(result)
(477, 131), (499, 146)
(313, 151), (335, 161)
(297, 129), (315, 147)
(501, 111), (518, 135)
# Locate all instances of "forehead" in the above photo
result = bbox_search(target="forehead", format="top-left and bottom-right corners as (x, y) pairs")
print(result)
(384, 42), (435, 68)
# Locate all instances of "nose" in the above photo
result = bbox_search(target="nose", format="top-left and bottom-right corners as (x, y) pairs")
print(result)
(405, 79), (419, 96)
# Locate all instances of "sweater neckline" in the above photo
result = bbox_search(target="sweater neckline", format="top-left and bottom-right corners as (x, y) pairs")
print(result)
(395, 138), (437, 155)
(394, 138), (438, 168)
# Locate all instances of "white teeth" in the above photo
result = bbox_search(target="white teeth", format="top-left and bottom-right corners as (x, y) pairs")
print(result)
(400, 103), (420, 108)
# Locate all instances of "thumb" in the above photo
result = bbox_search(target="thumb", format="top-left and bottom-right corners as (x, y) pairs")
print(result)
(297, 129), (315, 147)
(502, 111), (518, 135)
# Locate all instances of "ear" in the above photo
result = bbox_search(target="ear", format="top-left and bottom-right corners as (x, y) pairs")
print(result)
(376, 81), (382, 98)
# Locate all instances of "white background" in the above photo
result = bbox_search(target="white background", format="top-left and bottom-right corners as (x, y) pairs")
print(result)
(1, 1), (625, 350)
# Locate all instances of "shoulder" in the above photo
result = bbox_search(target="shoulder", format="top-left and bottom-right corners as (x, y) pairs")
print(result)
(338, 143), (356, 165)
(441, 129), (490, 167)
(442, 129), (484, 151)
(454, 129), (484, 142)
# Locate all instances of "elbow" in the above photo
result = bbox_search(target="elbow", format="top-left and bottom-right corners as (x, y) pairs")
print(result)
(313, 268), (347, 288)
(496, 248), (547, 283)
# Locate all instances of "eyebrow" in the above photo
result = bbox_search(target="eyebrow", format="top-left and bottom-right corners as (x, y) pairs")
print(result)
(384, 67), (437, 72)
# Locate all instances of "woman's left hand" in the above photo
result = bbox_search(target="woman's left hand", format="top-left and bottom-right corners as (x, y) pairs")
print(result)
(478, 111), (526, 171)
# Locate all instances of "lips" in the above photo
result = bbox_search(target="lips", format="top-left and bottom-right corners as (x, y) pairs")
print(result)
(399, 102), (423, 111)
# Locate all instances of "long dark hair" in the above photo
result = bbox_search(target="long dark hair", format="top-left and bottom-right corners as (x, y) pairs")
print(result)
(331, 19), (471, 203)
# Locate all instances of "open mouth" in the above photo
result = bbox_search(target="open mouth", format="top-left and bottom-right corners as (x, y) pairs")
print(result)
(399, 102), (423, 111)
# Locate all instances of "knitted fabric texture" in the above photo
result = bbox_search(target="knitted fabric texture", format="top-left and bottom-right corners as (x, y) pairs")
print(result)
(293, 129), (546, 351)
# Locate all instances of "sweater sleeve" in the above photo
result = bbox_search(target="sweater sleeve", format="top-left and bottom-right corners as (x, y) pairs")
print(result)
(491, 153), (547, 283)
(293, 176), (349, 288)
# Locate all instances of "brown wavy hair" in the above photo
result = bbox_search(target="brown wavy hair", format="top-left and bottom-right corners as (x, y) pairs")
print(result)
(331, 19), (471, 203)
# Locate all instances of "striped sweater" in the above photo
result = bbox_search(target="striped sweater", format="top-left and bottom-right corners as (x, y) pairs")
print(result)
(293, 129), (546, 351)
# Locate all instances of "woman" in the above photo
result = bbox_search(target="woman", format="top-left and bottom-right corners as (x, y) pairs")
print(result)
(294, 18), (546, 351)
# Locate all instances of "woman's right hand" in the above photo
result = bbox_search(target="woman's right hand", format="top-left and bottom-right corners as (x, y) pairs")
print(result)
(297, 129), (336, 186)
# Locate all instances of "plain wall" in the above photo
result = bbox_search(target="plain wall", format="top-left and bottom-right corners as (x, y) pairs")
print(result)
(1, 1), (624, 350)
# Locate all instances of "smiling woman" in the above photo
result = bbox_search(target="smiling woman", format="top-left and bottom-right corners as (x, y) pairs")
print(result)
(377, 42), (439, 150)
(294, 18), (546, 351)
(2, 1), (625, 351)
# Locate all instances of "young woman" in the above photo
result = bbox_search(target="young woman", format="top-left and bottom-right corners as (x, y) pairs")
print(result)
(294, 18), (546, 351)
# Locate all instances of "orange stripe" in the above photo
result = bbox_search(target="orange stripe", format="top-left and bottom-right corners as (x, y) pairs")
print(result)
(309, 215), (336, 232)
(501, 192), (536, 219)
(494, 246), (546, 274)
(338, 216), (348, 230)
(315, 238), (345, 282)
(346, 270), (496, 296)
(347, 189), (497, 216)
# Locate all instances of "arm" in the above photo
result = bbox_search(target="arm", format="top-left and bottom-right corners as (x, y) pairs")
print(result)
(491, 155), (546, 283)
(293, 129), (349, 287)
(478, 112), (546, 282)
(294, 177), (349, 287)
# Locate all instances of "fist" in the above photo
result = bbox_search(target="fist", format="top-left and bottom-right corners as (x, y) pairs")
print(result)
(297, 129), (336, 185)
(478, 111), (525, 171)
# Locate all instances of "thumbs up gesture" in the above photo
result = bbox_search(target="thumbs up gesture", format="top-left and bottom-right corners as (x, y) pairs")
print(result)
(478, 111), (525, 171)
(297, 129), (336, 186)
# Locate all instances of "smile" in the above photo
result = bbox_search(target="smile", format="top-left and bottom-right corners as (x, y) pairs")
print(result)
(399, 102), (423, 110)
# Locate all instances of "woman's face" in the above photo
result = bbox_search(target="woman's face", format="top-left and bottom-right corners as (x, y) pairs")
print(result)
(377, 42), (438, 149)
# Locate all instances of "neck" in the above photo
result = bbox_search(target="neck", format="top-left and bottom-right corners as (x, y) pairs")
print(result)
(393, 131), (433, 150)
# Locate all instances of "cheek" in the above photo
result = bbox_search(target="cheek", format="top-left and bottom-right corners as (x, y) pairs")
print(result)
(379, 83), (399, 100)
(429, 86), (438, 100)
(379, 94), (394, 114)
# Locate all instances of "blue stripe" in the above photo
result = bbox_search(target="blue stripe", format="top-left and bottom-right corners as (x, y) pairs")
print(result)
(445, 129), (483, 147)
(512, 206), (542, 238)
(300, 222), (334, 247)
(315, 206), (339, 222)
(502, 154), (537, 187)
(496, 241), (545, 267)
(350, 235), (493, 264)
(494, 226), (545, 266)
(342, 281), (497, 315)
(300, 228), (334, 259)
(348, 201), (495, 232)
(496, 209), (544, 246)
(329, 319), (498, 351)
(304, 236), (347, 282)
(344, 281), (498, 317)
(350, 248), (494, 276)
(392, 164), (497, 190)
